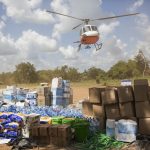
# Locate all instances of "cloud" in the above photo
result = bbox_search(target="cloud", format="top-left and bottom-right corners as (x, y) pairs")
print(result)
(16, 30), (57, 53)
(0, 19), (5, 30)
(135, 14), (150, 59)
(59, 45), (79, 59)
(0, 33), (18, 55)
(128, 0), (144, 12)
(0, 0), (54, 24)
(98, 21), (120, 39)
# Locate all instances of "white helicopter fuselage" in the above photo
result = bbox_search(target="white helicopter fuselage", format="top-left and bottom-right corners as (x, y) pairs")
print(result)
(80, 25), (99, 45)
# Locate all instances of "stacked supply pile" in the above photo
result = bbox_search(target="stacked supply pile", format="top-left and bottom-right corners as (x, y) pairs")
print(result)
(102, 87), (120, 120)
(117, 86), (135, 118)
(3, 86), (17, 103)
(82, 87), (105, 131)
(0, 113), (23, 139)
(30, 123), (71, 147)
(37, 85), (51, 106)
(22, 113), (40, 138)
(16, 88), (27, 101)
(63, 80), (72, 106)
(51, 78), (73, 107)
(134, 79), (150, 135)
(26, 91), (38, 106)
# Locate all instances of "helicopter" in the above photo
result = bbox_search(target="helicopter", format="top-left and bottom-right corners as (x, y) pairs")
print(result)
(47, 10), (139, 51)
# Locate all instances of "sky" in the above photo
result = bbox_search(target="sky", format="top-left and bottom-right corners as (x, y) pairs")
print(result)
(0, 0), (150, 73)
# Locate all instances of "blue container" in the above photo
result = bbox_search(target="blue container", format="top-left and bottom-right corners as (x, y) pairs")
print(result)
(3, 94), (15, 100)
(51, 88), (64, 97)
(63, 98), (69, 107)
(52, 96), (63, 106)
(62, 80), (70, 88)
(16, 94), (26, 101)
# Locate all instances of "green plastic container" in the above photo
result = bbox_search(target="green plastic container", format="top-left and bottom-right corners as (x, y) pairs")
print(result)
(75, 118), (87, 123)
(51, 116), (64, 125)
(62, 118), (75, 126)
(73, 121), (89, 142)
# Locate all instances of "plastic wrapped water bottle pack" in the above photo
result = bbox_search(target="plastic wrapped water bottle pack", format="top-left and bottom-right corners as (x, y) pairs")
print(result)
(0, 105), (100, 132)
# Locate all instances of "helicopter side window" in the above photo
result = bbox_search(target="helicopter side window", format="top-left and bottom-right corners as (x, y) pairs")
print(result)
(91, 26), (98, 31)
(84, 26), (91, 32)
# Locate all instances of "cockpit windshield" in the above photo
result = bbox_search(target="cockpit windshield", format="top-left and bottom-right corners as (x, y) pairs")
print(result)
(80, 25), (98, 35)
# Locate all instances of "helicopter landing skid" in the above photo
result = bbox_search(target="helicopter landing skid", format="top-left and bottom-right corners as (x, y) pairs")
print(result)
(94, 43), (102, 51)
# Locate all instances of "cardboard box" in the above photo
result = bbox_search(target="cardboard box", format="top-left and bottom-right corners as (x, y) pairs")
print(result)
(97, 117), (106, 131)
(57, 125), (71, 138)
(102, 88), (118, 105)
(23, 114), (40, 127)
(57, 137), (71, 147)
(51, 137), (58, 146)
(139, 118), (150, 135)
(82, 101), (93, 116)
(31, 126), (39, 136)
(134, 85), (149, 102)
(117, 86), (134, 103)
(39, 136), (50, 145)
(38, 86), (50, 96)
(135, 101), (150, 118)
(39, 124), (50, 136)
(89, 87), (101, 103)
(134, 79), (148, 85)
(105, 104), (120, 119)
(119, 102), (135, 117)
(93, 104), (104, 117)
(50, 125), (58, 137)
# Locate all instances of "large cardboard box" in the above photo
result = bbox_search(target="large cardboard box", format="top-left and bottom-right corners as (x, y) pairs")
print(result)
(58, 137), (71, 147)
(51, 137), (58, 146)
(97, 117), (106, 131)
(39, 124), (50, 136)
(139, 118), (150, 135)
(23, 114), (40, 126)
(82, 101), (93, 116)
(119, 102), (135, 117)
(38, 86), (50, 96)
(101, 88), (118, 105)
(89, 87), (101, 103)
(39, 136), (50, 145)
(57, 125), (71, 138)
(105, 104), (120, 119)
(93, 104), (104, 117)
(134, 85), (149, 102)
(117, 86), (134, 103)
(31, 126), (39, 136)
(135, 101), (150, 118)
(50, 125), (59, 137)
(134, 79), (148, 85)
(38, 95), (51, 106)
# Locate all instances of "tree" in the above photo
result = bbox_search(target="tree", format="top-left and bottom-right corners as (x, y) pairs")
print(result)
(14, 62), (38, 83)
(87, 67), (105, 79)
(134, 51), (150, 76)
(108, 61), (129, 79)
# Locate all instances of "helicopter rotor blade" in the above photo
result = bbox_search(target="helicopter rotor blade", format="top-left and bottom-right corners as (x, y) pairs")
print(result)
(46, 10), (83, 21)
(72, 23), (83, 30)
(91, 13), (139, 21)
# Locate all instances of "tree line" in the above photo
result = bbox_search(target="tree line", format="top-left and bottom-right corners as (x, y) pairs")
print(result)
(0, 52), (150, 84)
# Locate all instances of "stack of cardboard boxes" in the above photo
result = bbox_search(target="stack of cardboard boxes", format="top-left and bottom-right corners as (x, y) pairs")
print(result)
(30, 124), (71, 147)
(82, 87), (105, 130)
(102, 87), (120, 120)
(117, 86), (135, 118)
(37, 86), (51, 106)
(134, 79), (150, 135)
(83, 79), (150, 136)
